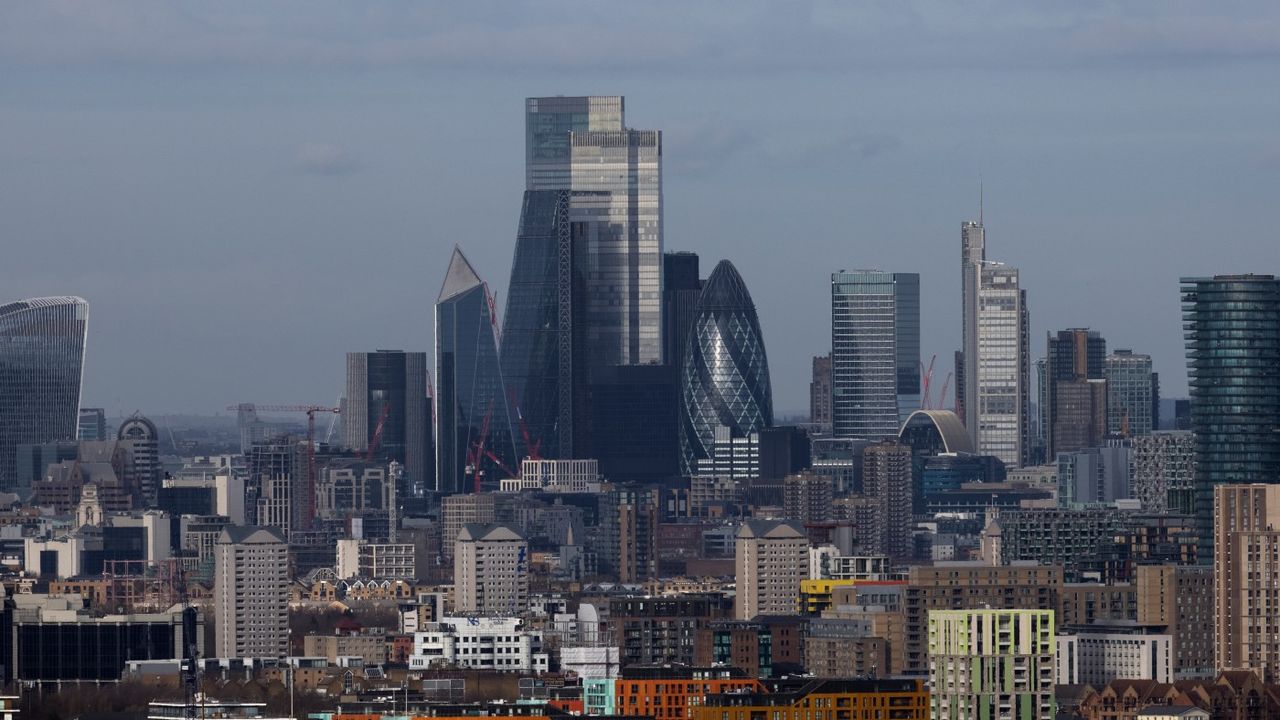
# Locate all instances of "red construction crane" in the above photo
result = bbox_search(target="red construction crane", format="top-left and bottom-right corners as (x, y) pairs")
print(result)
(366, 402), (392, 462)
(919, 355), (937, 410)
(227, 403), (340, 530)
(937, 372), (953, 412)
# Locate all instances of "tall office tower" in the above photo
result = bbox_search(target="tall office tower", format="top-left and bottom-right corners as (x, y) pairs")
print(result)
(436, 247), (517, 494)
(501, 189), (578, 460)
(973, 263), (1031, 466)
(1130, 431), (1196, 514)
(861, 441), (914, 561)
(1105, 349), (1155, 438)
(454, 524), (529, 616)
(1045, 328), (1107, 457)
(525, 96), (663, 369)
(810, 355), (832, 433)
(117, 414), (162, 507)
(1214, 484), (1280, 681)
(664, 252), (702, 369)
(344, 350), (433, 497)
(246, 437), (302, 537)
(78, 408), (106, 441)
(958, 219), (986, 428)
(928, 609), (1057, 720)
(1181, 275), (1280, 562)
(588, 364), (680, 484)
(1032, 357), (1048, 464)
(214, 525), (288, 659)
(680, 260), (773, 474)
(830, 271), (920, 440)
(0, 297), (88, 492)
(734, 519), (808, 620)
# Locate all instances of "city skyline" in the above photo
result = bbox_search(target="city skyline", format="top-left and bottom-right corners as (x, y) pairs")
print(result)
(4, 4), (1278, 417)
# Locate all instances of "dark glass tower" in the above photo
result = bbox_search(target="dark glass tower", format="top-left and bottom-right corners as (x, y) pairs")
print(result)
(500, 190), (577, 460)
(1181, 275), (1280, 562)
(679, 261), (773, 474)
(1045, 328), (1107, 457)
(345, 350), (433, 498)
(0, 296), (88, 492)
(436, 248), (517, 494)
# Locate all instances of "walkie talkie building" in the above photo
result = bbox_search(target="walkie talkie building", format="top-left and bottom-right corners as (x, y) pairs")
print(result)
(0, 296), (89, 492)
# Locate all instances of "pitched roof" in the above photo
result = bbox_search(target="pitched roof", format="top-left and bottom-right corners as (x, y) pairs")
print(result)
(437, 246), (483, 303)
(219, 525), (286, 545)
(458, 523), (525, 542)
(737, 519), (806, 539)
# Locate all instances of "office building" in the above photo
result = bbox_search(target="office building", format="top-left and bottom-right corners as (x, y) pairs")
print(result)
(0, 296), (89, 492)
(410, 616), (548, 672)
(1131, 431), (1196, 514)
(1214, 484), (1280, 682)
(504, 458), (601, 493)
(973, 263), (1031, 466)
(734, 519), (808, 619)
(1180, 275), (1280, 562)
(245, 437), (300, 538)
(213, 526), (288, 659)
(1056, 629), (1174, 685)
(436, 247), (517, 494)
(958, 217), (985, 428)
(680, 260), (774, 474)
(589, 363), (680, 484)
(810, 354), (832, 432)
(1057, 444), (1131, 506)
(1046, 328), (1108, 457)
(929, 609), (1056, 720)
(344, 350), (432, 498)
(831, 271), (920, 440)
(664, 251), (702, 372)
(117, 413), (162, 507)
(78, 408), (106, 441)
(454, 524), (528, 616)
(1107, 349), (1157, 437)
(440, 492), (496, 560)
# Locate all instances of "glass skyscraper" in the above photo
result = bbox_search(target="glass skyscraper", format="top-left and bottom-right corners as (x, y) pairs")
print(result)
(0, 296), (88, 492)
(344, 350), (433, 498)
(525, 95), (663, 369)
(830, 270), (920, 440)
(435, 248), (516, 494)
(1181, 274), (1280, 561)
(679, 260), (773, 474)
(1105, 349), (1156, 438)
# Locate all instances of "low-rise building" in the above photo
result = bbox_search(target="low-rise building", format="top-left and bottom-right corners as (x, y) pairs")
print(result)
(1056, 627), (1173, 685)
(408, 616), (548, 672)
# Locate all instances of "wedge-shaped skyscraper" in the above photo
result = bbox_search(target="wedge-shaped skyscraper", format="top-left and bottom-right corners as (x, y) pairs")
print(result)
(435, 248), (516, 494)
(679, 261), (773, 474)
(0, 296), (88, 492)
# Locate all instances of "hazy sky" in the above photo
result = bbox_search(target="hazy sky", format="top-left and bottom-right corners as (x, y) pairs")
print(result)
(2, 1), (1278, 417)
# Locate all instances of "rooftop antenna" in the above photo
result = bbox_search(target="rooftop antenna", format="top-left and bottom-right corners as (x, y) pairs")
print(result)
(979, 178), (984, 225)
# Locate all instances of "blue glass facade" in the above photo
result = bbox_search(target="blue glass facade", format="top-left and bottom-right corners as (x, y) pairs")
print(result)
(1181, 275), (1280, 561)
(500, 190), (576, 460)
(436, 248), (517, 494)
(679, 261), (773, 475)
(0, 297), (88, 492)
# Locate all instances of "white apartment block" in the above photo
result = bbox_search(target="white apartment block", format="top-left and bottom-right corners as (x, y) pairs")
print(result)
(1056, 632), (1173, 685)
(214, 526), (289, 659)
(454, 524), (528, 616)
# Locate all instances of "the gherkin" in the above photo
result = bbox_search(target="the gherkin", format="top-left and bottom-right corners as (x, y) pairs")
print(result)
(679, 260), (773, 474)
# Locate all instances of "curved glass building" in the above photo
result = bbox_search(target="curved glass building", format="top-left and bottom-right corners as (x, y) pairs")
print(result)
(1181, 275), (1280, 561)
(679, 261), (773, 474)
(0, 296), (89, 492)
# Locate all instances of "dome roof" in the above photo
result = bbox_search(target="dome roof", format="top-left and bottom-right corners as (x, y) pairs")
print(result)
(698, 260), (756, 312)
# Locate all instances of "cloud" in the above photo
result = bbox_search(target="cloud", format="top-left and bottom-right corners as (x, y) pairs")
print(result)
(294, 142), (359, 176)
(4, 1), (1280, 72)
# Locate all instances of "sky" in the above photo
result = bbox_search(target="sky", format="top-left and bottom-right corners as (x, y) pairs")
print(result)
(2, 1), (1278, 417)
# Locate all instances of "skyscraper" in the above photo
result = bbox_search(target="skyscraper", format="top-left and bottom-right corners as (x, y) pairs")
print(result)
(974, 263), (1031, 466)
(1045, 328), (1107, 457)
(525, 95), (663, 369)
(679, 260), (774, 475)
(1214, 484), (1280, 682)
(436, 247), (517, 494)
(1181, 275), (1280, 562)
(0, 296), (88, 492)
(663, 252), (702, 372)
(957, 219), (985, 428)
(344, 350), (433, 497)
(117, 413), (161, 507)
(830, 271), (920, 440)
(1106, 349), (1156, 438)
(77, 408), (106, 441)
(809, 355), (832, 433)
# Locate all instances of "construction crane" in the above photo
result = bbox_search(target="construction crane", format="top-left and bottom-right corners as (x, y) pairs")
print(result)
(937, 372), (953, 412)
(919, 355), (937, 410)
(366, 402), (392, 462)
(226, 403), (340, 530)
